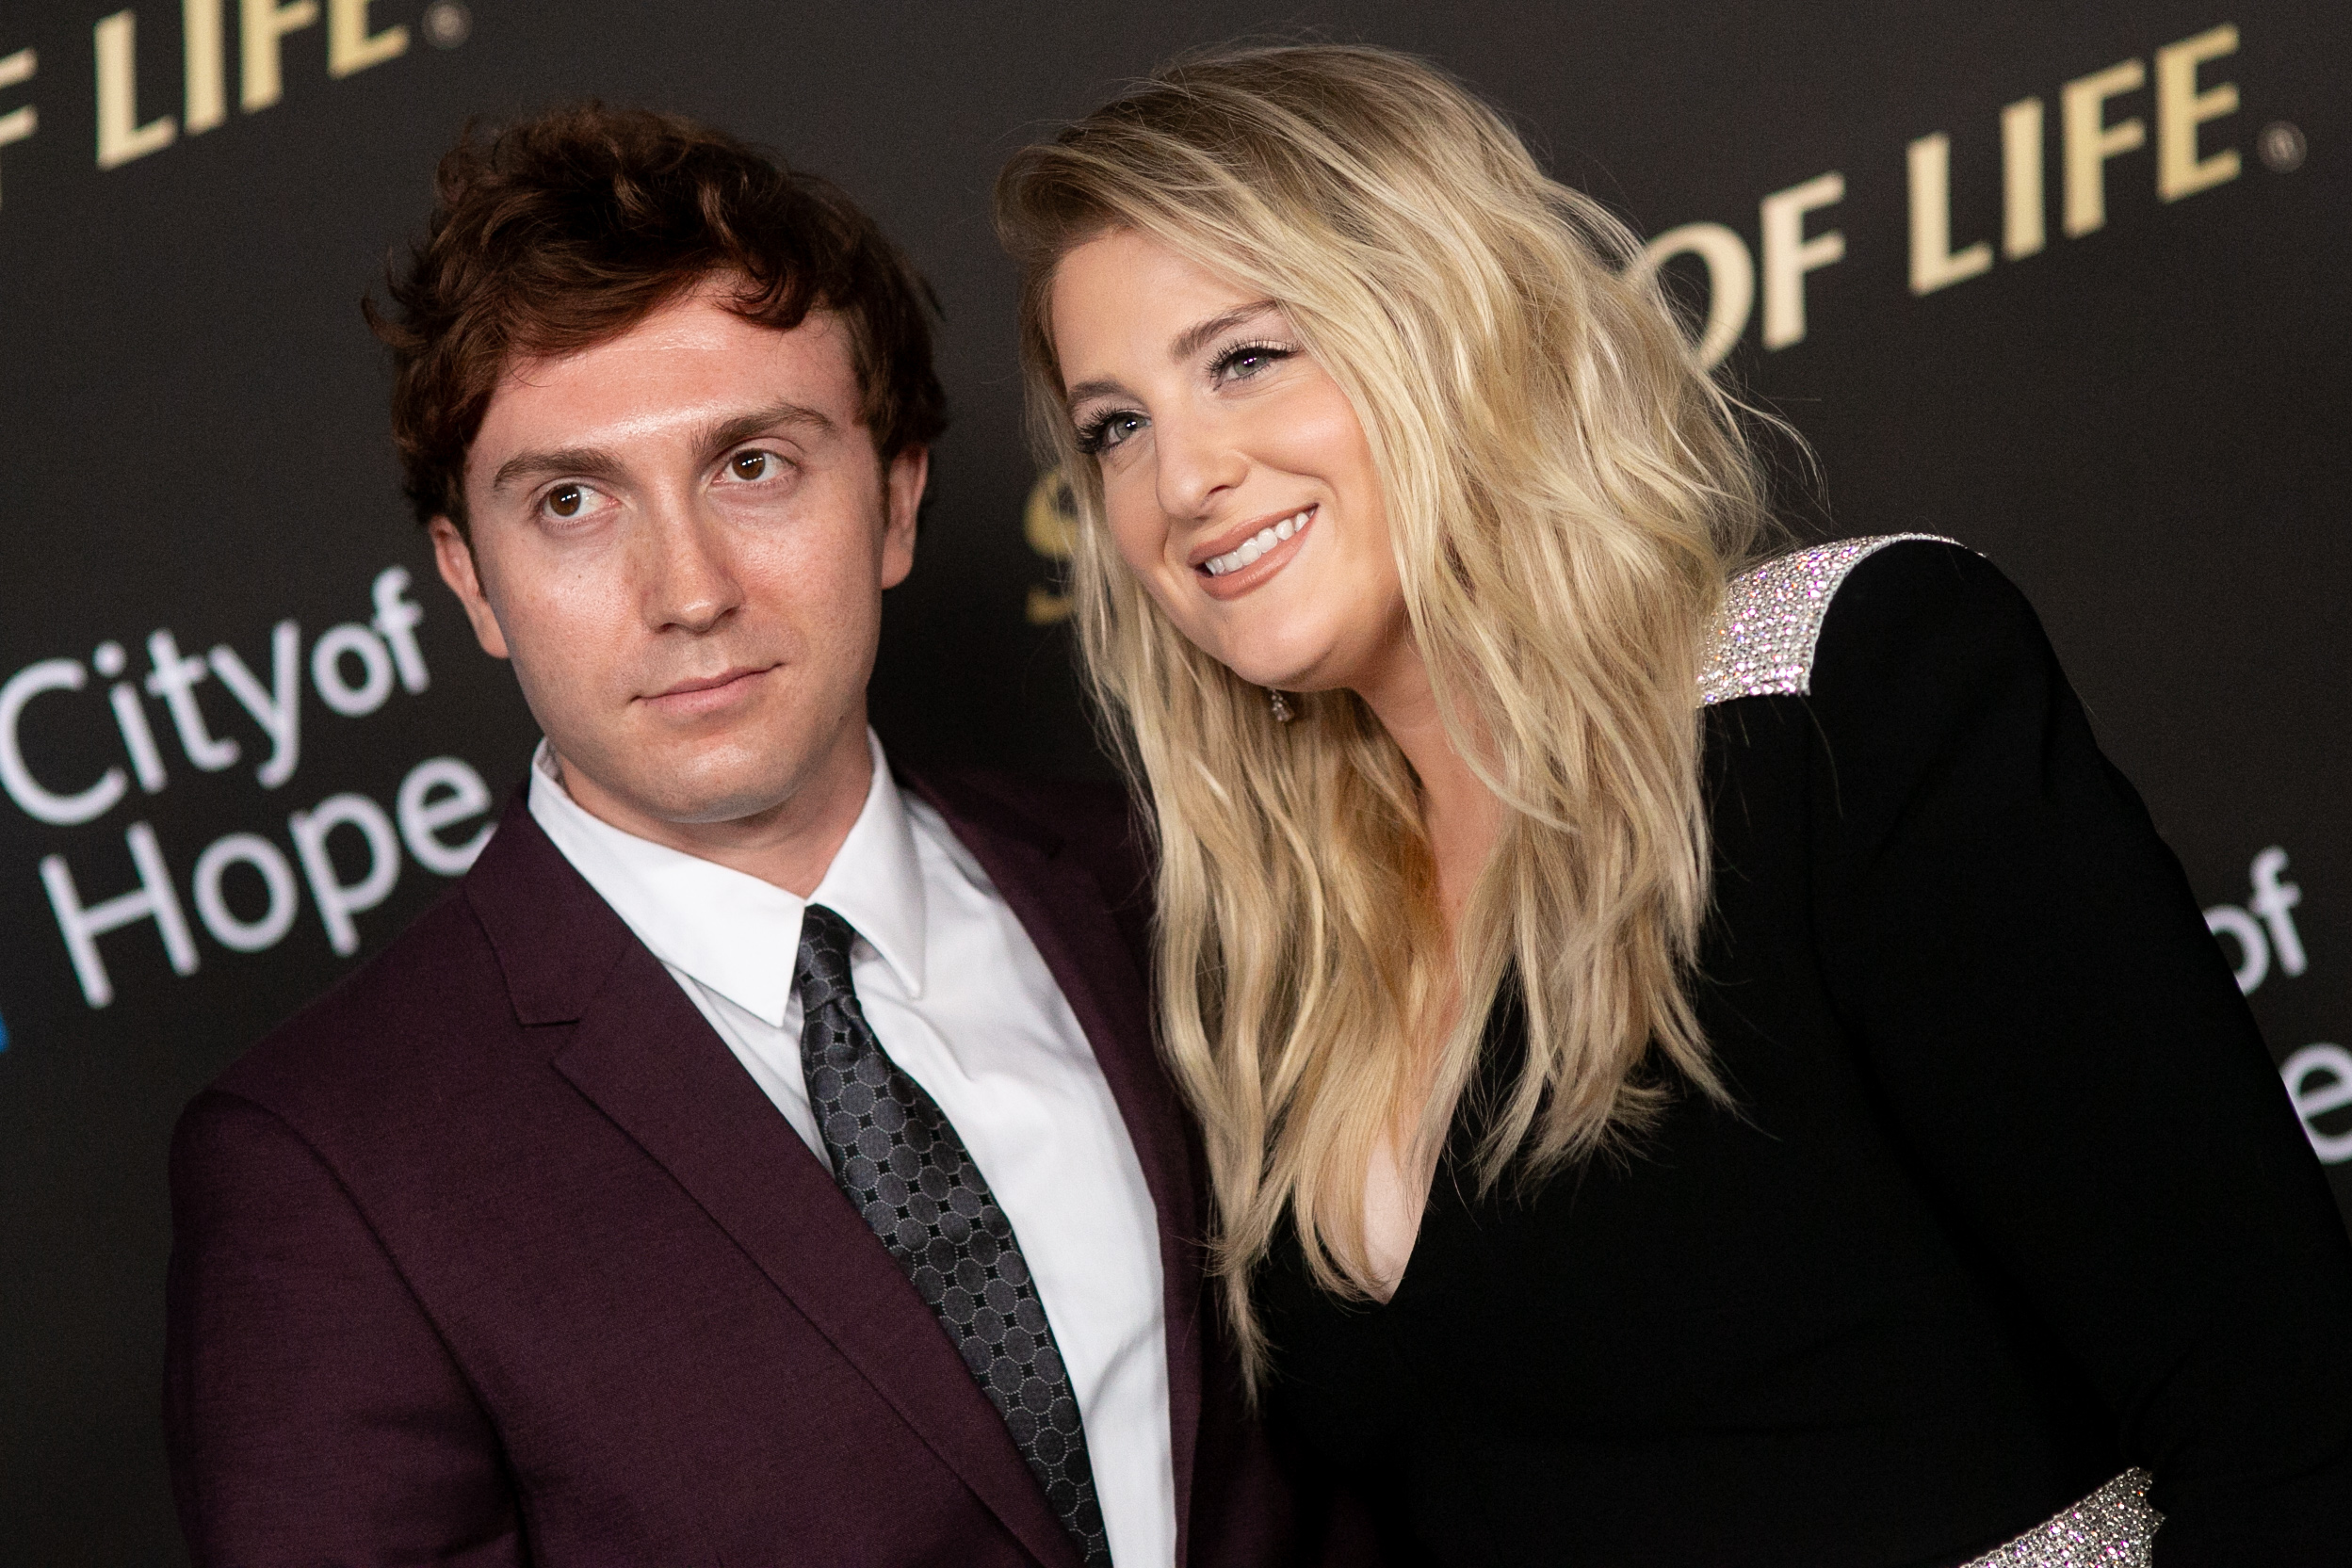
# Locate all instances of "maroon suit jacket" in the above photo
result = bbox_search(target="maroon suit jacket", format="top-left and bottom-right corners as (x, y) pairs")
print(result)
(163, 768), (1300, 1567)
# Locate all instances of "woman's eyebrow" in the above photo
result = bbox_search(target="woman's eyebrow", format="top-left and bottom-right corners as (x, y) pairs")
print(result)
(1169, 300), (1279, 363)
(1063, 376), (1127, 411)
(1062, 299), (1282, 412)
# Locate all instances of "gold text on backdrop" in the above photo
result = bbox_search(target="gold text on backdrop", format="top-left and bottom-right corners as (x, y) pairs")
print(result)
(0, 0), (429, 202)
(1630, 22), (2259, 364)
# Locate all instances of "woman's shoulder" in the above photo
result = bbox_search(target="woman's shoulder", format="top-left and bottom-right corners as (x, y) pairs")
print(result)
(1699, 534), (2088, 841)
(1702, 541), (2013, 709)
(1697, 533), (2030, 710)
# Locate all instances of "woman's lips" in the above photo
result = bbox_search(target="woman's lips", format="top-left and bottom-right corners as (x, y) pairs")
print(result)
(1192, 506), (1315, 599)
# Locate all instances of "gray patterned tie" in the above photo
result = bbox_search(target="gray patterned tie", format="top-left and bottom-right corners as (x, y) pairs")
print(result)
(793, 903), (1113, 1567)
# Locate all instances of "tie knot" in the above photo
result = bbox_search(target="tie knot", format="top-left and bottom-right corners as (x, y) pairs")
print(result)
(795, 903), (860, 1001)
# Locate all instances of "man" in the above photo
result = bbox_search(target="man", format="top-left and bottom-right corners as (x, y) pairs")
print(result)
(163, 105), (1294, 1567)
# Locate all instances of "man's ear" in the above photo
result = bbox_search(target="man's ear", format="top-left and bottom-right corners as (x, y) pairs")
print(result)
(429, 516), (511, 660)
(878, 445), (929, 591)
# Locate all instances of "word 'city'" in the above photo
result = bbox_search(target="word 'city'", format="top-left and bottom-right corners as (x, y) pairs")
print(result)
(2, 567), (496, 1008)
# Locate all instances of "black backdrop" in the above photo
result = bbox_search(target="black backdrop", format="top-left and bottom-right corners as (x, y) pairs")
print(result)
(1, 1), (2344, 1558)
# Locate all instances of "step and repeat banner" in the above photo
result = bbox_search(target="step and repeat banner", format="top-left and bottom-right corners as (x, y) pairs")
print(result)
(0, 0), (2344, 1558)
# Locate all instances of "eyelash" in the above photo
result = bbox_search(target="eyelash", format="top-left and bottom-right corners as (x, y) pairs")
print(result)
(537, 481), (602, 521)
(1074, 412), (1138, 457)
(1209, 339), (1295, 382)
(1072, 337), (1299, 456)
(529, 446), (783, 519)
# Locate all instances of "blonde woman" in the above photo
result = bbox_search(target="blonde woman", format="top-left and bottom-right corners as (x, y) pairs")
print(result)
(994, 43), (2352, 1568)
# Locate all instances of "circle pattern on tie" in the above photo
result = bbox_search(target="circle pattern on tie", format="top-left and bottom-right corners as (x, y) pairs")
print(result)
(794, 904), (1112, 1566)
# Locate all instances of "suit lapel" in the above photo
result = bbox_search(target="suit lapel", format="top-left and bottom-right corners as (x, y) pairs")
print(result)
(466, 798), (1085, 1568)
(902, 771), (1208, 1566)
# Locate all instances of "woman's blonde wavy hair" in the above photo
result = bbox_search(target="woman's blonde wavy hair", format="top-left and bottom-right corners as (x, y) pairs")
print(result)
(996, 43), (1783, 1382)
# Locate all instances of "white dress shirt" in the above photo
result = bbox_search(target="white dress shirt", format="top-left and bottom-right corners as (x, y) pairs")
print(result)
(528, 733), (1175, 1567)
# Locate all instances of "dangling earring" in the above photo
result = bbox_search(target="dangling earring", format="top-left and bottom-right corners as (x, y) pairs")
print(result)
(1267, 688), (1295, 723)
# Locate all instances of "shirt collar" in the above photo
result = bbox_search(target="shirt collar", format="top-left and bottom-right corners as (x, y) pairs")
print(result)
(526, 729), (928, 1027)
(807, 731), (929, 999)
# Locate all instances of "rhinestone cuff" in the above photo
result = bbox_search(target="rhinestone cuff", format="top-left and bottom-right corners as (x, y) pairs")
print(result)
(1960, 1469), (2160, 1567)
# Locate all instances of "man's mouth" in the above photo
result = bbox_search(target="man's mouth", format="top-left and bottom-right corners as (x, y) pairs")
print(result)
(644, 665), (771, 706)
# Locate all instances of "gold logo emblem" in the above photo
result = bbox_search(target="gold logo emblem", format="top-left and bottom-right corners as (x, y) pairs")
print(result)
(1023, 469), (1079, 626)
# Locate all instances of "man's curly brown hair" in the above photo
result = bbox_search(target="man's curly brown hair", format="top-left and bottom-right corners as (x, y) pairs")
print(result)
(366, 102), (948, 534)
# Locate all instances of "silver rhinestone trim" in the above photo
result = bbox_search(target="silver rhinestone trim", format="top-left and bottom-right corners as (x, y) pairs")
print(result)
(1696, 534), (1958, 706)
(1960, 1469), (2160, 1567)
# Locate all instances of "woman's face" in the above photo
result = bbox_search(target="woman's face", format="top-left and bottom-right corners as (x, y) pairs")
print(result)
(1049, 228), (1408, 697)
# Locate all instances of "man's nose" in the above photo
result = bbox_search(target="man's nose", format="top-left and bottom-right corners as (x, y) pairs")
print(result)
(1153, 411), (1248, 523)
(639, 501), (746, 635)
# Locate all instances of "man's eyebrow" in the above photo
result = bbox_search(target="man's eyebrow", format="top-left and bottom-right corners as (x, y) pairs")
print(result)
(486, 402), (834, 493)
(692, 400), (833, 463)
(491, 446), (622, 493)
(1062, 300), (1284, 413)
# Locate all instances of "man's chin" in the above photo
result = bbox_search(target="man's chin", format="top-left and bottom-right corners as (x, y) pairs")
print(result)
(546, 704), (875, 838)
(546, 737), (759, 817)
(603, 758), (810, 829)
(656, 784), (805, 828)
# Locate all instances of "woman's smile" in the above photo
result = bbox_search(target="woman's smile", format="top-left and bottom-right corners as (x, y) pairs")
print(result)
(1049, 228), (1403, 694)
(1191, 505), (1315, 598)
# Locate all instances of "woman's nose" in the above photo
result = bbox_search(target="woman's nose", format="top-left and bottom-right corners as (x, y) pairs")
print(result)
(1152, 412), (1249, 522)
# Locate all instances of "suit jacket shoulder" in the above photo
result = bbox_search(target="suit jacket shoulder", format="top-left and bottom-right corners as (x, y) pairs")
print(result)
(208, 879), (519, 1138)
(908, 768), (1146, 885)
(899, 764), (1155, 970)
(206, 792), (637, 1135)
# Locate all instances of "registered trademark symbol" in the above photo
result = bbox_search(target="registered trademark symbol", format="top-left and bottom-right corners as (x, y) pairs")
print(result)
(422, 0), (472, 49)
(2257, 121), (2306, 172)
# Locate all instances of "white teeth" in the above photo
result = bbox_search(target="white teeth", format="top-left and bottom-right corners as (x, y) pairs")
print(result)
(1202, 508), (1313, 577)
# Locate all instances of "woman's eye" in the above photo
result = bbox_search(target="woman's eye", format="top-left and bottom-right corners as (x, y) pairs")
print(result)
(1079, 412), (1145, 456)
(1212, 342), (1293, 384)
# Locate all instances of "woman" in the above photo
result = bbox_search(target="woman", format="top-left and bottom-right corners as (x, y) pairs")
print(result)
(994, 44), (2352, 1568)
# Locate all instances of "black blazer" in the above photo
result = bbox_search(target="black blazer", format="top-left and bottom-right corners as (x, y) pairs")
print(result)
(1262, 539), (2352, 1566)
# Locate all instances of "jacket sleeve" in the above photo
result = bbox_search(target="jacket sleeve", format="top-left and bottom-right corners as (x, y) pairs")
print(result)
(165, 1088), (524, 1567)
(1800, 540), (2352, 1566)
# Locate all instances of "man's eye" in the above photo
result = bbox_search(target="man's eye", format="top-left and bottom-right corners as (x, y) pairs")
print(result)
(731, 450), (772, 480)
(538, 482), (614, 524)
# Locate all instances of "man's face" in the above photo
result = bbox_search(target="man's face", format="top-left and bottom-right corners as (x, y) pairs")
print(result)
(432, 283), (923, 839)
